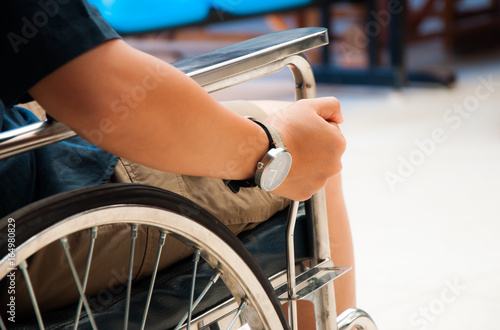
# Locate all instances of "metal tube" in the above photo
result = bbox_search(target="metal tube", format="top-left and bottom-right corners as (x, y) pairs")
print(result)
(282, 54), (312, 329)
(140, 231), (167, 330)
(0, 120), (76, 160)
(286, 54), (338, 330)
(286, 201), (300, 330)
(60, 238), (98, 329)
(74, 227), (98, 329)
(175, 270), (222, 330)
(124, 224), (138, 330)
(187, 249), (201, 330)
(226, 300), (247, 330)
(19, 261), (45, 329)
(285, 54), (318, 100)
(308, 189), (338, 330)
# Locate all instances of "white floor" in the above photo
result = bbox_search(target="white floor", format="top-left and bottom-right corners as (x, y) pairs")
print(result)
(210, 52), (500, 329)
(333, 61), (500, 330)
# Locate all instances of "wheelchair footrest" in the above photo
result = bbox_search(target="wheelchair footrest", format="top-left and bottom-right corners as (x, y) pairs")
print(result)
(181, 259), (351, 329)
(272, 259), (350, 302)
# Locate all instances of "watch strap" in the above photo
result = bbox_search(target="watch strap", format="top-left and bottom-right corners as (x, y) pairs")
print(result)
(223, 118), (285, 194)
(223, 179), (255, 194)
(247, 117), (286, 149)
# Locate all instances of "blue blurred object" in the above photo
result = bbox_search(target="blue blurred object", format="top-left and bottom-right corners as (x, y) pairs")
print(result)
(86, 0), (211, 33)
(210, 0), (312, 16)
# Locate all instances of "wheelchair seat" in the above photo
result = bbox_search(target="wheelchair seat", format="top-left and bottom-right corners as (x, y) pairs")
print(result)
(86, 0), (211, 34)
(210, 0), (313, 16)
(87, 0), (314, 34)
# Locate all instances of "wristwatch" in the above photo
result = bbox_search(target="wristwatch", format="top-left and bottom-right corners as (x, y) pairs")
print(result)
(224, 118), (292, 193)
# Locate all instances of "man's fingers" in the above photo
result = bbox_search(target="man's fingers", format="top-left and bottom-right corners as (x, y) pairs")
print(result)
(307, 97), (344, 124)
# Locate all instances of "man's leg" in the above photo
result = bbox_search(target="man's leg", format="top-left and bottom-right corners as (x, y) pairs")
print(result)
(325, 175), (356, 312)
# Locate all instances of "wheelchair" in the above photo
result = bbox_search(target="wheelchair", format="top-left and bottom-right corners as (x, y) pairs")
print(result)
(0, 28), (377, 329)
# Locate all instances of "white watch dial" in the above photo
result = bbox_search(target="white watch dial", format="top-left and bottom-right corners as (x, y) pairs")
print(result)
(259, 148), (292, 191)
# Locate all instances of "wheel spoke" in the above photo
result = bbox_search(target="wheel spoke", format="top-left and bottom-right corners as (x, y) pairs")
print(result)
(124, 224), (138, 330)
(187, 249), (201, 330)
(60, 237), (98, 329)
(174, 270), (222, 330)
(19, 260), (45, 329)
(140, 231), (167, 330)
(74, 227), (98, 329)
(226, 300), (247, 330)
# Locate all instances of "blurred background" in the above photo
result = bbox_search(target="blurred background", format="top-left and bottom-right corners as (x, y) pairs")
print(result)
(91, 0), (500, 328)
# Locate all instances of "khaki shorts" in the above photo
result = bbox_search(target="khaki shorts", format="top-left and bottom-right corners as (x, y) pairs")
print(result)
(11, 101), (291, 315)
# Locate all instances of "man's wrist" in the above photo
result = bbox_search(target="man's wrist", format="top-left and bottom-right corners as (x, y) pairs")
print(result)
(236, 117), (271, 179)
(225, 118), (291, 193)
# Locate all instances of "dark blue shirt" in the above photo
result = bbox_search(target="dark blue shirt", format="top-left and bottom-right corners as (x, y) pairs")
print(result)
(0, 0), (120, 217)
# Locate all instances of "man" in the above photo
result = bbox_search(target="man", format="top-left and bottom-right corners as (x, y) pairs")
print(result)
(1, 0), (354, 326)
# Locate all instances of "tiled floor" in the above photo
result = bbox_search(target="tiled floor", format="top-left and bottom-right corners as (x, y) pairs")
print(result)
(127, 31), (500, 329)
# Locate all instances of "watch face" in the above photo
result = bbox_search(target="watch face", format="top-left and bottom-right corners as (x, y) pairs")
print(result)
(258, 148), (292, 191)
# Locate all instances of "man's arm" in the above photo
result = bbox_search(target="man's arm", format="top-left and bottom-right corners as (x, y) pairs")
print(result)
(29, 39), (345, 201)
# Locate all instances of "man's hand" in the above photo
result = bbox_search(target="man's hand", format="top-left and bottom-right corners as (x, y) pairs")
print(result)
(265, 97), (346, 201)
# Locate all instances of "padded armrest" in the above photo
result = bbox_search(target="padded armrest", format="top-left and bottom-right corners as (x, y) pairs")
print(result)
(174, 27), (327, 92)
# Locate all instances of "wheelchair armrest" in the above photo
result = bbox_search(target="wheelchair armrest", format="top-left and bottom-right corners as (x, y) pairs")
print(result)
(0, 120), (78, 159)
(173, 27), (327, 92)
(0, 28), (327, 159)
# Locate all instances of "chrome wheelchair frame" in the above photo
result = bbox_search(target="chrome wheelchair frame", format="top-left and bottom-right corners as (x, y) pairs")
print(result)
(0, 28), (377, 330)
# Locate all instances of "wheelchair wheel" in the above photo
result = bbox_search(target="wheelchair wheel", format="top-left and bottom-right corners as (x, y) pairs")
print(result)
(0, 184), (288, 329)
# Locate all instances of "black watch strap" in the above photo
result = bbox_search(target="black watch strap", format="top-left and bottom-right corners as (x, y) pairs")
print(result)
(223, 118), (276, 194)
(223, 179), (254, 194)
(248, 118), (275, 149)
